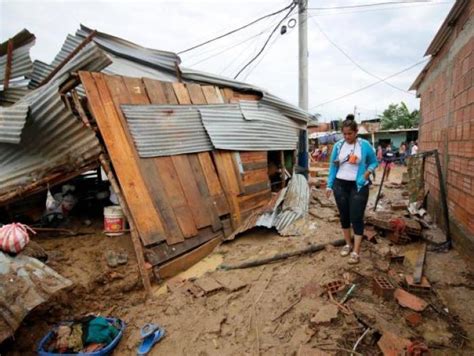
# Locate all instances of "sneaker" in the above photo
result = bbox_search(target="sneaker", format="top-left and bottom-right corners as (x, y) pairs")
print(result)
(340, 244), (352, 257)
(348, 252), (360, 264)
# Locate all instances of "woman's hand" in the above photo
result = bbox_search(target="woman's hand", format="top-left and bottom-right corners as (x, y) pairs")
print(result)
(364, 170), (371, 180)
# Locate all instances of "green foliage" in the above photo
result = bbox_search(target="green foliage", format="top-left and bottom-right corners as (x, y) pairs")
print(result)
(378, 102), (420, 129)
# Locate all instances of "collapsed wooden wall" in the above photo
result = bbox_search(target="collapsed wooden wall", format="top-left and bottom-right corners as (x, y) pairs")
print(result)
(80, 72), (273, 267)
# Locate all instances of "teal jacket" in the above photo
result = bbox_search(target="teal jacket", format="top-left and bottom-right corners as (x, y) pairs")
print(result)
(327, 138), (378, 191)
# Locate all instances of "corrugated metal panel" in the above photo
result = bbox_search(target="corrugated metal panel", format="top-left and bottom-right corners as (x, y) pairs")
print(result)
(27, 60), (53, 89)
(181, 67), (309, 123)
(0, 83), (102, 200)
(0, 251), (72, 343)
(121, 101), (303, 157)
(0, 102), (29, 144)
(76, 25), (180, 72)
(0, 42), (34, 85)
(121, 104), (213, 157)
(225, 174), (309, 240)
(0, 44), (110, 202)
(274, 174), (309, 232)
(50, 33), (83, 68)
(0, 80), (29, 105)
(200, 101), (302, 151)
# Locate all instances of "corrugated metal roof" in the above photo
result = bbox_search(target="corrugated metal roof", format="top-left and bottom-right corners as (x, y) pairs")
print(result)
(121, 104), (213, 157)
(121, 101), (303, 157)
(0, 102), (29, 144)
(0, 80), (29, 105)
(0, 83), (102, 201)
(274, 174), (309, 232)
(0, 42), (34, 85)
(200, 101), (303, 151)
(0, 251), (72, 343)
(0, 43), (110, 203)
(27, 60), (53, 89)
(181, 67), (309, 122)
(224, 174), (309, 240)
(77, 25), (181, 72)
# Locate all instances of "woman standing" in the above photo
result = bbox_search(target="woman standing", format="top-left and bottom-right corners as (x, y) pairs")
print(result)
(326, 116), (378, 264)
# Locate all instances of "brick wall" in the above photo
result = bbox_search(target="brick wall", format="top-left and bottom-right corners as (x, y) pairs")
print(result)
(417, 2), (474, 242)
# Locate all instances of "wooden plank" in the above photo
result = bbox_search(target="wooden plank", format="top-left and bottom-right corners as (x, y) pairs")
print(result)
(244, 181), (271, 195)
(213, 151), (242, 228)
(155, 156), (199, 238)
(146, 227), (222, 266)
(171, 155), (212, 229)
(239, 189), (272, 213)
(172, 82), (192, 104)
(155, 236), (222, 279)
(107, 74), (185, 245)
(142, 78), (168, 104)
(161, 82), (179, 104)
(242, 168), (269, 186)
(186, 83), (207, 104)
(79, 72), (165, 246)
(221, 88), (234, 103)
(242, 161), (267, 171)
(240, 151), (267, 163)
(413, 243), (427, 284)
(99, 154), (151, 296)
(202, 85), (222, 104)
(232, 152), (245, 195)
(197, 152), (230, 217)
(187, 154), (222, 231)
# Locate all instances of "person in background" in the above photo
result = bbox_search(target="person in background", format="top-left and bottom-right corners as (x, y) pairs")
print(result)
(408, 141), (414, 156)
(412, 141), (419, 155)
(320, 145), (328, 161)
(376, 145), (383, 166)
(399, 142), (407, 166)
(381, 145), (395, 181)
(326, 114), (378, 264)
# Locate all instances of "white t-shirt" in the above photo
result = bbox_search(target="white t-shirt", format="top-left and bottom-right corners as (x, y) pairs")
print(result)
(336, 141), (362, 181)
(412, 145), (418, 155)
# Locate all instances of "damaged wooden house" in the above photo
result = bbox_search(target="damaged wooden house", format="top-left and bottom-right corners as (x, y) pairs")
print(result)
(0, 24), (310, 320)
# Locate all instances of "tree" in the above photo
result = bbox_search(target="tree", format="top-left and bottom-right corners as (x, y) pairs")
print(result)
(378, 102), (420, 129)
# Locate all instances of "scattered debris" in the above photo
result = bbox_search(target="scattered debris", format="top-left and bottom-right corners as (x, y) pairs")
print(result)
(321, 279), (345, 294)
(310, 304), (339, 325)
(372, 276), (395, 300)
(394, 288), (428, 312)
(213, 273), (247, 292)
(404, 312), (422, 328)
(194, 276), (223, 295)
(377, 331), (411, 356)
(405, 275), (431, 294)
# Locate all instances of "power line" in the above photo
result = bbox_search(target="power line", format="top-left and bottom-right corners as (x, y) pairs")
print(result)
(219, 15), (285, 76)
(309, 17), (415, 95)
(308, 0), (442, 11)
(177, 1), (294, 55)
(234, 3), (297, 79)
(187, 27), (271, 67)
(307, 1), (451, 16)
(309, 58), (429, 109)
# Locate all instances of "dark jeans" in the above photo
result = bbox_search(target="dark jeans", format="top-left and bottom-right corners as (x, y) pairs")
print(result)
(333, 178), (369, 235)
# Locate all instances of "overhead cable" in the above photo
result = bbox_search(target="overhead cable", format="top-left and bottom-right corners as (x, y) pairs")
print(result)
(234, 3), (297, 79)
(310, 17), (415, 95)
(178, 1), (294, 54)
(308, 0), (443, 11)
(310, 58), (429, 109)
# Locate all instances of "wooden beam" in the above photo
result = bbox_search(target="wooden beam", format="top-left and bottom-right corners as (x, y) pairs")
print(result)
(155, 236), (222, 279)
(99, 154), (152, 297)
(412, 243), (426, 284)
(71, 90), (93, 129)
(3, 40), (13, 90)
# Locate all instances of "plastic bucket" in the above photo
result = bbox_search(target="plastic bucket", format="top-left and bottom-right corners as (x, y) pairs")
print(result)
(104, 206), (126, 236)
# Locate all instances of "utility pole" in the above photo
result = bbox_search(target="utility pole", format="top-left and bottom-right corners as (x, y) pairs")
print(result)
(298, 0), (308, 110)
(297, 0), (309, 177)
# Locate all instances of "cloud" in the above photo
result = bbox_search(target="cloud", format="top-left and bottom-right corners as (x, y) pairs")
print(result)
(0, 0), (454, 121)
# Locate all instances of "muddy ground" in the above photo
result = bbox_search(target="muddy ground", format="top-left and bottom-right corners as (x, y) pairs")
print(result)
(2, 166), (474, 355)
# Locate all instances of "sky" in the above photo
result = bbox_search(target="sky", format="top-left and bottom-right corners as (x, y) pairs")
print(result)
(0, 0), (454, 122)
